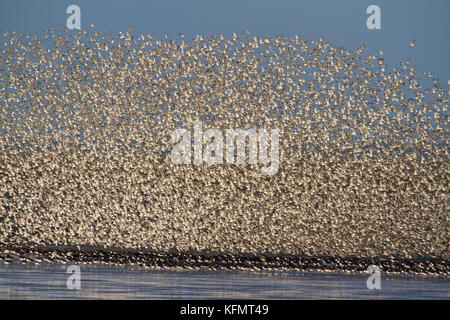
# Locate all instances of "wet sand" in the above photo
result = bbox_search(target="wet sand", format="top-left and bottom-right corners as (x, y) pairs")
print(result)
(1, 260), (448, 299)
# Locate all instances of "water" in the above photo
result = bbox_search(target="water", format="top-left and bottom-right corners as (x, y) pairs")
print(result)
(0, 261), (448, 299)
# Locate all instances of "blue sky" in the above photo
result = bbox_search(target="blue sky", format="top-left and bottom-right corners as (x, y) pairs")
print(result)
(0, 0), (449, 82)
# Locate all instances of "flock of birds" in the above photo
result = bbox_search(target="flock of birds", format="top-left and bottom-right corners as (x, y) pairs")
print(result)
(0, 28), (448, 267)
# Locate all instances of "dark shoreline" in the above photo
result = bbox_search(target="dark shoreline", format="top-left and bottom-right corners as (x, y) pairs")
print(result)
(1, 245), (448, 275)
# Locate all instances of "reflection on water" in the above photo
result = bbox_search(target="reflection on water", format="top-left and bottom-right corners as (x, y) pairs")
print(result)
(0, 261), (448, 299)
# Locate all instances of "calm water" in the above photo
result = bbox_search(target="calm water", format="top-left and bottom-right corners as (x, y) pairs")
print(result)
(0, 261), (448, 299)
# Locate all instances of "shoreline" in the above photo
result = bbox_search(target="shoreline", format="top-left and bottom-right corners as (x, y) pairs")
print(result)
(1, 245), (448, 275)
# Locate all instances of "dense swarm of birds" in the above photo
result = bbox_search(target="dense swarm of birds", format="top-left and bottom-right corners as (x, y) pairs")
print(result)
(0, 28), (448, 263)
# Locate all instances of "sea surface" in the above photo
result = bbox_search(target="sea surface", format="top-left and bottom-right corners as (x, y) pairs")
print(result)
(0, 261), (448, 299)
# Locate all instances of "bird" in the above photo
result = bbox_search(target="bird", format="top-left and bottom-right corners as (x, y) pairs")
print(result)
(0, 28), (447, 273)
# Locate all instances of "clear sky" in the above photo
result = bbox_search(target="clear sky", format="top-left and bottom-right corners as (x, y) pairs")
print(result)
(0, 0), (449, 82)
